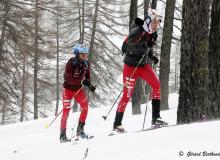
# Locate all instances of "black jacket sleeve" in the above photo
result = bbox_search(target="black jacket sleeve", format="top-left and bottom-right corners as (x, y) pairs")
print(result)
(84, 61), (90, 81)
(125, 27), (147, 56)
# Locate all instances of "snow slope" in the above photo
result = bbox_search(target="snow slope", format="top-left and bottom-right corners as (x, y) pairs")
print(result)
(0, 93), (220, 160)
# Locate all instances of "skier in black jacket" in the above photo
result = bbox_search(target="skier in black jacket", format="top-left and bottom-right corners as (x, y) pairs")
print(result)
(113, 9), (168, 133)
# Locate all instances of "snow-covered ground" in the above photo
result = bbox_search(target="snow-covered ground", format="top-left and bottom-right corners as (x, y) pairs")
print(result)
(1, 93), (220, 160)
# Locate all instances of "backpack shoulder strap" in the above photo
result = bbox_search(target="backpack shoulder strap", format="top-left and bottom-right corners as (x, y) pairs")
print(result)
(128, 27), (145, 43)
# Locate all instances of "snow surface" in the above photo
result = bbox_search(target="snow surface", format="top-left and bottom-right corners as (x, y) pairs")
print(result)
(0, 93), (220, 160)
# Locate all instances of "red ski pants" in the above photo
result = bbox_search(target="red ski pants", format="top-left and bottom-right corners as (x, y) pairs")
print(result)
(117, 64), (160, 113)
(60, 88), (88, 129)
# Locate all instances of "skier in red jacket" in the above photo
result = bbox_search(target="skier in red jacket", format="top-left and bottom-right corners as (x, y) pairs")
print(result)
(60, 43), (95, 142)
(113, 9), (167, 133)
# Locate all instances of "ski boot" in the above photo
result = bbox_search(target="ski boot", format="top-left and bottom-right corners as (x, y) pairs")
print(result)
(113, 125), (126, 133)
(200, 115), (208, 121)
(151, 99), (168, 127)
(151, 117), (168, 127)
(60, 129), (71, 143)
(76, 121), (88, 139)
(113, 112), (126, 133)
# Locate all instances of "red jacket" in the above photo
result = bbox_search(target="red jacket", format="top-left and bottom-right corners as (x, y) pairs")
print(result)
(63, 57), (90, 90)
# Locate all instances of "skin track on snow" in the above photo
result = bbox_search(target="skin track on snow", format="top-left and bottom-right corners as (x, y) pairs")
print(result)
(138, 116), (208, 133)
(109, 117), (209, 136)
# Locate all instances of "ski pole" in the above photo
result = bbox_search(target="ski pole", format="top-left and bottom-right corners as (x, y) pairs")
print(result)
(45, 87), (83, 128)
(102, 48), (151, 120)
(102, 89), (123, 120)
(70, 111), (81, 140)
(142, 93), (151, 130)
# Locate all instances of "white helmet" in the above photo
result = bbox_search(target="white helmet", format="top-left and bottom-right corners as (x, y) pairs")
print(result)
(143, 8), (162, 33)
(147, 9), (162, 21)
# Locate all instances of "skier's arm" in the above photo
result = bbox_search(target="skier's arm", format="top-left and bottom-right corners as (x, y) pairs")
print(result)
(84, 61), (90, 81)
(82, 62), (96, 92)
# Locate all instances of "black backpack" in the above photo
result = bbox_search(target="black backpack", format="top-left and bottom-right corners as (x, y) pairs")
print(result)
(121, 18), (145, 55)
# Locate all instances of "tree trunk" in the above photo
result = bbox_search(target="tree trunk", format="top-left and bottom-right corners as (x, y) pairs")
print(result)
(174, 61), (178, 92)
(144, 0), (151, 18)
(89, 0), (99, 61)
(174, 41), (181, 92)
(132, 78), (142, 114)
(78, 0), (82, 43)
(78, 0), (85, 43)
(0, 2), (9, 124)
(177, 0), (210, 124)
(20, 55), (26, 122)
(34, 0), (39, 119)
(129, 0), (141, 114)
(159, 0), (176, 110)
(1, 105), (5, 125)
(208, 0), (220, 119)
(129, 0), (137, 27)
(0, 1), (9, 60)
(81, 0), (85, 43)
(55, 5), (60, 116)
(151, 0), (157, 9)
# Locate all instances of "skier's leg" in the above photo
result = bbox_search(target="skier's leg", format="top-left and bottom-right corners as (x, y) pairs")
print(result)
(74, 89), (88, 137)
(60, 88), (73, 141)
(114, 64), (138, 131)
(75, 89), (88, 123)
(61, 88), (74, 129)
(116, 77), (136, 113)
(140, 64), (160, 100)
(140, 64), (160, 119)
(141, 64), (167, 125)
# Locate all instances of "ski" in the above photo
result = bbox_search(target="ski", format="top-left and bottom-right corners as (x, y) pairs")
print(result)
(137, 124), (175, 133)
(108, 130), (127, 136)
(108, 124), (169, 136)
(71, 135), (94, 145)
(70, 134), (94, 144)
(138, 116), (208, 133)
(82, 148), (89, 160)
(60, 139), (71, 143)
(74, 135), (94, 141)
(108, 132), (126, 136)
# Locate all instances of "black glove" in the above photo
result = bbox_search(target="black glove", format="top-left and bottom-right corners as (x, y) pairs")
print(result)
(82, 79), (96, 92)
(82, 79), (91, 87)
(147, 40), (156, 47)
(88, 84), (96, 92)
(152, 56), (159, 64)
(152, 31), (158, 41)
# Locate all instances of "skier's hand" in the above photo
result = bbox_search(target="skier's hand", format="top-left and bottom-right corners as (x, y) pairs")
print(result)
(82, 79), (96, 92)
(88, 84), (96, 92)
(152, 56), (159, 64)
(82, 79), (91, 86)
(147, 40), (156, 47)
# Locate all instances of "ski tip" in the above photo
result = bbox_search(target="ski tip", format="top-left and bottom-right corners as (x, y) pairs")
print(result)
(87, 135), (94, 139)
(44, 123), (49, 128)
(102, 116), (107, 120)
(108, 133), (115, 136)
